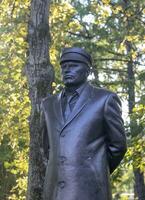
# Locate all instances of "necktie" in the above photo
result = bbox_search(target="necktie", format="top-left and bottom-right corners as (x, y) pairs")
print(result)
(64, 92), (78, 121)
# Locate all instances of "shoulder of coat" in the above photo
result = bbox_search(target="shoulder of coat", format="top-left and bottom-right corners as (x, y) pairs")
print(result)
(92, 85), (116, 98)
(41, 93), (57, 104)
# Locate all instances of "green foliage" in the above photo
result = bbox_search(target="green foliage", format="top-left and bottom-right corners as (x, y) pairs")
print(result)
(0, 0), (144, 199)
(125, 105), (145, 171)
(49, 0), (145, 198)
(0, 0), (30, 199)
(111, 165), (134, 199)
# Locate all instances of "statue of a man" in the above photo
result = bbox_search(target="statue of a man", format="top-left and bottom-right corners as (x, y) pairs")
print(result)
(41, 47), (127, 200)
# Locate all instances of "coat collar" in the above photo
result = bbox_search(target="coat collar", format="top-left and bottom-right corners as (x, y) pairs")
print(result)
(55, 82), (94, 133)
(61, 82), (87, 98)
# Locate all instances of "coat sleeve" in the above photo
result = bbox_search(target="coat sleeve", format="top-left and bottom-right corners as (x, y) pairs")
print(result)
(104, 93), (127, 174)
(40, 101), (49, 160)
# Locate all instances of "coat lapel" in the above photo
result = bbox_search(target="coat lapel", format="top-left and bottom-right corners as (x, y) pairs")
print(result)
(53, 92), (65, 125)
(60, 83), (93, 133)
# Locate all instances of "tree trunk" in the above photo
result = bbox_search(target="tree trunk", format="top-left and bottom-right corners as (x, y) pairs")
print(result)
(126, 47), (145, 200)
(124, 1), (145, 198)
(26, 0), (54, 199)
(134, 169), (145, 200)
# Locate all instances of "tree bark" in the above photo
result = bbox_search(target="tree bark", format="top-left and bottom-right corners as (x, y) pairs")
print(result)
(134, 169), (145, 200)
(126, 42), (145, 200)
(26, 0), (54, 199)
(123, 1), (145, 199)
(126, 44), (145, 200)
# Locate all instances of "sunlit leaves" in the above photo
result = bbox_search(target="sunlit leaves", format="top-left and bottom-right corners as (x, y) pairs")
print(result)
(125, 137), (145, 172)
(0, 0), (30, 199)
(124, 104), (145, 173)
(49, 2), (78, 79)
(0, 0), (145, 199)
(112, 5), (122, 14)
(102, 0), (110, 5)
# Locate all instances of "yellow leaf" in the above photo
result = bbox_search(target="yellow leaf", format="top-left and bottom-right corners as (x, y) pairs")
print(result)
(132, 51), (137, 60)
(118, 41), (126, 53)
(102, 0), (110, 5)
(126, 35), (139, 42)
(52, 82), (56, 87)
(112, 6), (122, 14)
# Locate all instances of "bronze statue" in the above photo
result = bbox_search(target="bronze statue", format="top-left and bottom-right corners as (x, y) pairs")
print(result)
(41, 47), (127, 200)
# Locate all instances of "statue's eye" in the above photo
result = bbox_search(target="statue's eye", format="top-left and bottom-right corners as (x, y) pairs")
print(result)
(69, 64), (78, 67)
(61, 64), (66, 69)
(61, 63), (78, 69)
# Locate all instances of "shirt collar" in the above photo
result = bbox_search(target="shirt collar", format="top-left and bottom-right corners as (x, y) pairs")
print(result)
(75, 82), (87, 96)
(62, 81), (88, 97)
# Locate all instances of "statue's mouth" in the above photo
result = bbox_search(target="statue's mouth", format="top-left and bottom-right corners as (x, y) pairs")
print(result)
(64, 75), (74, 79)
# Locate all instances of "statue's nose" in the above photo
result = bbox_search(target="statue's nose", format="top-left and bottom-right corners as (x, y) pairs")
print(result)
(64, 64), (70, 72)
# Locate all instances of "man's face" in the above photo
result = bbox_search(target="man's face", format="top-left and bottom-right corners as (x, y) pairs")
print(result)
(61, 61), (89, 87)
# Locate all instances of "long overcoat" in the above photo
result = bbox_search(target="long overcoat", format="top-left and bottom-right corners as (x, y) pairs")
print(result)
(41, 83), (127, 200)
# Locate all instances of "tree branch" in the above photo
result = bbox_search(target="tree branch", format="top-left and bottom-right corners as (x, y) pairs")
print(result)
(67, 31), (95, 39)
(94, 67), (127, 73)
(94, 58), (129, 62)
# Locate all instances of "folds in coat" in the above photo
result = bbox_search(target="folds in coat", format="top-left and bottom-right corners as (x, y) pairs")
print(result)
(41, 83), (127, 200)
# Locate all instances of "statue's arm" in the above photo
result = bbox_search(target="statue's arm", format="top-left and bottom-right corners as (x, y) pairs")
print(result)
(40, 102), (49, 160)
(104, 93), (127, 174)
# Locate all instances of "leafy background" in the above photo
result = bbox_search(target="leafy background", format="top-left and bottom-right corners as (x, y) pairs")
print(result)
(0, 0), (145, 199)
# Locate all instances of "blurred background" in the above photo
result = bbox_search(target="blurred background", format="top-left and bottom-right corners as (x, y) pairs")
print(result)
(0, 0), (145, 199)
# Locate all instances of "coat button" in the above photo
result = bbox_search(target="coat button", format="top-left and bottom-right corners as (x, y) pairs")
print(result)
(58, 181), (65, 189)
(60, 156), (66, 164)
(87, 156), (92, 160)
(60, 133), (65, 137)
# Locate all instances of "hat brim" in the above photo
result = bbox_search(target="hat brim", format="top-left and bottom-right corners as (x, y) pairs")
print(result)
(60, 53), (91, 67)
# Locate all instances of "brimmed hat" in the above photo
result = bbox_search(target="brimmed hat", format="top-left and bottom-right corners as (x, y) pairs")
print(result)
(60, 47), (92, 68)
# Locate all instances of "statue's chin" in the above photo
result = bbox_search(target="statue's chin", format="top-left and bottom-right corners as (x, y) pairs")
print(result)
(64, 81), (75, 87)
(63, 77), (87, 88)
(64, 81), (86, 89)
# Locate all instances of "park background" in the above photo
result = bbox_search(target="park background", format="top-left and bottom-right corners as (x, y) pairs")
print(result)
(0, 0), (145, 199)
